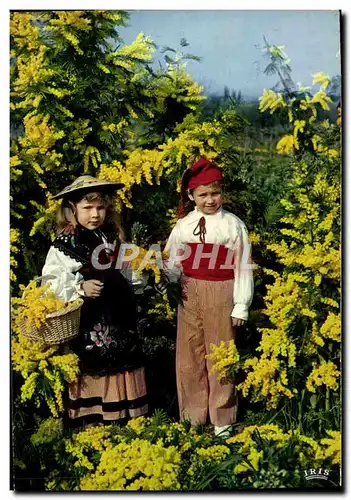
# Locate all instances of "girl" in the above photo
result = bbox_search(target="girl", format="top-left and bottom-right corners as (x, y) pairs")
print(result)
(164, 157), (254, 438)
(42, 175), (148, 428)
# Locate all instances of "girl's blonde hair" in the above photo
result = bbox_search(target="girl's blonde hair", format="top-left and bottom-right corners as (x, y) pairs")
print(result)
(56, 190), (125, 241)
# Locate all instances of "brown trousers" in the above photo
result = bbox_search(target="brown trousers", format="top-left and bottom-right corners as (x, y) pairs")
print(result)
(176, 277), (238, 426)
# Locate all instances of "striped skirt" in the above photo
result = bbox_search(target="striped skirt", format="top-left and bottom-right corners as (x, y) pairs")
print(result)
(67, 367), (148, 427)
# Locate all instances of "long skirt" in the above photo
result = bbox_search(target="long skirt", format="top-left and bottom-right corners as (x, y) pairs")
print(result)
(67, 367), (148, 427)
(176, 277), (238, 427)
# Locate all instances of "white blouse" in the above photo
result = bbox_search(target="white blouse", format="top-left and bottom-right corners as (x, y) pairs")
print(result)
(42, 246), (139, 303)
(164, 207), (254, 320)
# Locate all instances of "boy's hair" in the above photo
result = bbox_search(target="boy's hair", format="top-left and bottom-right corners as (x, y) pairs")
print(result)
(177, 180), (223, 219)
(56, 190), (125, 241)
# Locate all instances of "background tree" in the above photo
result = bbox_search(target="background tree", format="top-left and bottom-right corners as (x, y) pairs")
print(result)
(10, 11), (204, 290)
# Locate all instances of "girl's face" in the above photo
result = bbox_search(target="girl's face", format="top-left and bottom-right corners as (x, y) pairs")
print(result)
(189, 183), (223, 215)
(74, 197), (107, 230)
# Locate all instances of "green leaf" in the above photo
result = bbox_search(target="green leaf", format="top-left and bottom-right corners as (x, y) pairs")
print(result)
(310, 394), (318, 409)
(160, 46), (177, 54)
(164, 54), (175, 64)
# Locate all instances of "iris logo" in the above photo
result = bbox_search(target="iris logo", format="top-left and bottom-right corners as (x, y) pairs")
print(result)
(304, 468), (330, 481)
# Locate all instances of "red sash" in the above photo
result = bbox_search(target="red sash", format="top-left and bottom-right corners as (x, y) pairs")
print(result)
(182, 243), (235, 281)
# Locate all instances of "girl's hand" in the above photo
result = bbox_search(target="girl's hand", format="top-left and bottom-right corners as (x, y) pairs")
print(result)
(232, 317), (245, 327)
(82, 280), (104, 298)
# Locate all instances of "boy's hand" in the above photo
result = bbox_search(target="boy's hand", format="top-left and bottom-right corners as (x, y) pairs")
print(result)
(154, 273), (170, 295)
(82, 280), (104, 298)
(232, 317), (245, 327)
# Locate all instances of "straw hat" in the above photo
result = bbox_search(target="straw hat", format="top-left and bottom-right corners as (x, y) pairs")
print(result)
(52, 175), (124, 199)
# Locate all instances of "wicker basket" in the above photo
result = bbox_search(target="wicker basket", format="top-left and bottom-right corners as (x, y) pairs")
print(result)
(18, 276), (83, 345)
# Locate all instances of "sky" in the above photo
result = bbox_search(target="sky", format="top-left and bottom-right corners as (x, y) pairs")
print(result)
(120, 10), (341, 98)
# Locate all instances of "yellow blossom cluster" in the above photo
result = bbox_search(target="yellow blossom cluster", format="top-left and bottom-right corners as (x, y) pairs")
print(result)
(29, 194), (60, 239)
(337, 106), (341, 126)
(226, 424), (327, 473)
(80, 439), (181, 490)
(261, 71), (338, 157)
(12, 327), (80, 416)
(185, 443), (231, 482)
(159, 121), (220, 176)
(12, 280), (72, 332)
(12, 37), (72, 108)
(249, 231), (261, 246)
(319, 312), (341, 342)
(10, 154), (23, 181)
(159, 421), (213, 452)
(12, 333), (58, 377)
(122, 245), (162, 284)
(196, 444), (230, 462)
(267, 169), (340, 286)
(311, 90), (333, 111)
(123, 416), (212, 454)
(147, 292), (175, 321)
(10, 12), (44, 52)
(19, 114), (65, 158)
(268, 239), (340, 283)
(20, 372), (40, 404)
(94, 10), (125, 22)
(206, 340), (240, 381)
(292, 119), (306, 150)
(127, 416), (147, 435)
(49, 353), (81, 382)
(312, 72), (331, 89)
(102, 119), (128, 134)
(167, 208), (178, 231)
(262, 274), (308, 329)
(320, 430), (341, 465)
(148, 67), (205, 114)
(238, 356), (296, 409)
(239, 130), (340, 408)
(10, 228), (21, 283)
(233, 271), (300, 407)
(305, 360), (340, 393)
(83, 145), (102, 172)
(49, 11), (92, 31)
(259, 89), (286, 114)
(11, 47), (51, 101)
(97, 119), (220, 211)
(295, 434), (326, 466)
(65, 425), (114, 470)
(238, 448), (264, 473)
(44, 12), (92, 55)
(30, 417), (63, 446)
(98, 152), (163, 209)
(276, 135), (295, 155)
(109, 33), (154, 71)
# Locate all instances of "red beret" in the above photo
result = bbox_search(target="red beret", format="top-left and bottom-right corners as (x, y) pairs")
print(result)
(185, 157), (223, 190)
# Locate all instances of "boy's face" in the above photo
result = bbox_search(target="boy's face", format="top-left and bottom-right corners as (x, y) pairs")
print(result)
(189, 183), (223, 215)
(75, 197), (107, 230)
